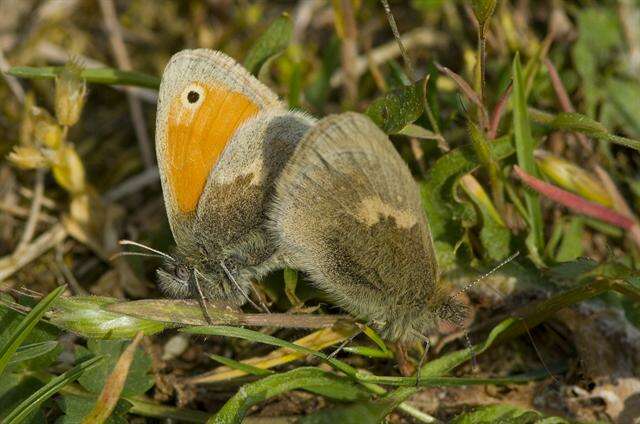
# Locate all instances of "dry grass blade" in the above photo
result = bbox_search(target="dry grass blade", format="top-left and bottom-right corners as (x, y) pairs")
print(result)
(0, 223), (67, 282)
(98, 0), (153, 169)
(81, 332), (144, 424)
(186, 326), (358, 384)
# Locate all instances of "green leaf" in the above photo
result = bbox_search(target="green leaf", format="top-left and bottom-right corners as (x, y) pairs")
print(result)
(208, 353), (274, 377)
(311, 272), (640, 423)
(420, 135), (514, 248)
(0, 373), (44, 423)
(470, 0), (497, 36)
(298, 401), (394, 424)
(8, 67), (160, 89)
(0, 298), (61, 371)
(300, 318), (518, 423)
(283, 267), (302, 307)
(450, 404), (569, 423)
(555, 217), (584, 262)
(211, 367), (371, 424)
(571, 8), (621, 117)
(531, 109), (640, 152)
(461, 177), (510, 260)
(512, 54), (544, 263)
(305, 36), (341, 111)
(8, 341), (59, 366)
(3, 355), (104, 424)
(468, 122), (500, 183)
(57, 395), (131, 424)
(0, 286), (65, 377)
(606, 78), (640, 136)
(243, 13), (293, 76)
(397, 123), (441, 140)
(77, 339), (154, 398)
(622, 277), (640, 329)
(548, 112), (607, 134)
(366, 77), (428, 134)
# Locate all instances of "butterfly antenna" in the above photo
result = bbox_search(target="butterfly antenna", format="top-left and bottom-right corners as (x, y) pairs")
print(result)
(219, 260), (266, 313)
(118, 239), (175, 261)
(463, 331), (477, 371)
(328, 330), (361, 358)
(451, 251), (520, 300)
(520, 318), (558, 383)
(109, 251), (167, 261)
(192, 271), (214, 325)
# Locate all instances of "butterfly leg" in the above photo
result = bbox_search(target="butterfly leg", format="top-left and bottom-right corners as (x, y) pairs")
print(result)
(192, 271), (214, 325)
(415, 335), (431, 387)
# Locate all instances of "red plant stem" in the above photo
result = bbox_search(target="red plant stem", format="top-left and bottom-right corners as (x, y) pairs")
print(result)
(513, 165), (635, 230)
(544, 58), (591, 150)
(436, 63), (489, 130)
(488, 82), (512, 139)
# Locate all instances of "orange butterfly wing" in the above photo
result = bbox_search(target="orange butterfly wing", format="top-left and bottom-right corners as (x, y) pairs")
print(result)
(165, 83), (260, 214)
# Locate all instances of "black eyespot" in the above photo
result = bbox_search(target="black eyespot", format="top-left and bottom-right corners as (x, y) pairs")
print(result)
(187, 90), (200, 103)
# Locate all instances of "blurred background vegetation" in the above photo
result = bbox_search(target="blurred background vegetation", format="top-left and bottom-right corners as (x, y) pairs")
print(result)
(1, 0), (640, 423)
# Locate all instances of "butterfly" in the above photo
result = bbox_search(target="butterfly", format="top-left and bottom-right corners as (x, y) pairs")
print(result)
(153, 49), (464, 343)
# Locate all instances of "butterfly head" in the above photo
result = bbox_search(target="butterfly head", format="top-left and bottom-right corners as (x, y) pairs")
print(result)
(155, 246), (248, 307)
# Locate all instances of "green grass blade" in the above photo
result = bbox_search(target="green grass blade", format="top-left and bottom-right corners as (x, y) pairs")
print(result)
(8, 66), (160, 89)
(4, 355), (104, 424)
(243, 13), (292, 76)
(450, 404), (569, 423)
(360, 325), (391, 355)
(0, 285), (65, 376)
(208, 353), (274, 377)
(535, 111), (640, 152)
(297, 319), (518, 423)
(356, 364), (564, 386)
(420, 135), (514, 242)
(8, 341), (59, 366)
(210, 367), (370, 424)
(181, 325), (360, 382)
(512, 53), (544, 262)
(343, 346), (394, 359)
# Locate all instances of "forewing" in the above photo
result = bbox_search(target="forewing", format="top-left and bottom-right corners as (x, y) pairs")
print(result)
(156, 49), (282, 238)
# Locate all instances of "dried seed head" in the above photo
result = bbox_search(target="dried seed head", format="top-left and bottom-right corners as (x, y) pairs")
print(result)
(19, 93), (37, 146)
(24, 106), (59, 147)
(535, 151), (613, 208)
(47, 296), (168, 339)
(54, 59), (87, 127)
(34, 119), (63, 149)
(7, 145), (50, 169)
(52, 144), (86, 194)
